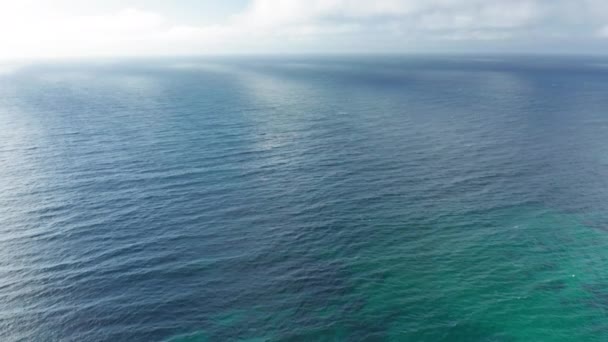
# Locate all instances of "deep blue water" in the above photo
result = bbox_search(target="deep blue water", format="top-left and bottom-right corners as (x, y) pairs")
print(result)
(1, 55), (608, 341)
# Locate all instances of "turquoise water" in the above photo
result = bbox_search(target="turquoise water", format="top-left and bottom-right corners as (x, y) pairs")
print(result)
(1, 56), (608, 341)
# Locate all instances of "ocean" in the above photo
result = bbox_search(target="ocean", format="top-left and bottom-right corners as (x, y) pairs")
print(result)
(1, 55), (608, 341)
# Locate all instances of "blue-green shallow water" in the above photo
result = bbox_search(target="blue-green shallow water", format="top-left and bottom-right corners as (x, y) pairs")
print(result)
(1, 55), (608, 341)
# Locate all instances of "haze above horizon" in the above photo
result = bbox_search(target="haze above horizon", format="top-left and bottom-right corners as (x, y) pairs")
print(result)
(2, 0), (608, 59)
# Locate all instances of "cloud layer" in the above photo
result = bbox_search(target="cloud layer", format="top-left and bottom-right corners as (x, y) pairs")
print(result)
(1, 0), (608, 59)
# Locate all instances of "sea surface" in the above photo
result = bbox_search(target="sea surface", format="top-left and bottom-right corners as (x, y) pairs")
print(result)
(1, 55), (608, 341)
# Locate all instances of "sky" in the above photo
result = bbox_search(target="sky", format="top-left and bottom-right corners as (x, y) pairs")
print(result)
(1, 0), (608, 59)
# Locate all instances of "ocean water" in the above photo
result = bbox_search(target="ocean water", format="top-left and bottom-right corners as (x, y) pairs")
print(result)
(1, 55), (608, 341)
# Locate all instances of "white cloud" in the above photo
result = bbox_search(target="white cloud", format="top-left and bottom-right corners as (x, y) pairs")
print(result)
(1, 0), (608, 59)
(230, 0), (541, 37)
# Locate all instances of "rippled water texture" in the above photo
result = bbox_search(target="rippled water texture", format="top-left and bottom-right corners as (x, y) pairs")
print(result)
(1, 56), (608, 341)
